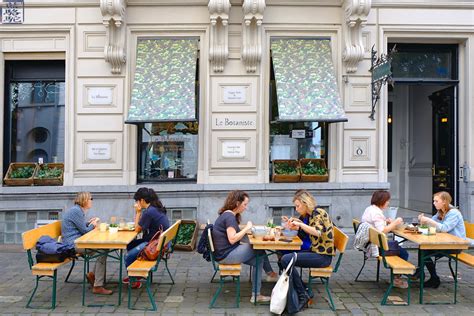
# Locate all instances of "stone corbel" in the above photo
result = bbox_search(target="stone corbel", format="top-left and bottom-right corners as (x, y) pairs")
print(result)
(208, 0), (231, 72)
(241, 0), (265, 73)
(342, 0), (371, 73)
(100, 0), (127, 74)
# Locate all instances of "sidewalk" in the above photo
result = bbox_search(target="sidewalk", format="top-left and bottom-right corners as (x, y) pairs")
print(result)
(1, 246), (474, 315)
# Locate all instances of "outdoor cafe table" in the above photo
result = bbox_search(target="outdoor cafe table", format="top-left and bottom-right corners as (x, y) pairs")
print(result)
(75, 229), (138, 306)
(248, 235), (302, 304)
(393, 229), (470, 304)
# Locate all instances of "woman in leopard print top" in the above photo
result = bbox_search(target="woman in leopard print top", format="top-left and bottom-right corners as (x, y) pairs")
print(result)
(280, 190), (335, 290)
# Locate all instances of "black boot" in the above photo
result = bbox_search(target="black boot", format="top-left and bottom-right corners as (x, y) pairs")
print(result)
(424, 277), (440, 288)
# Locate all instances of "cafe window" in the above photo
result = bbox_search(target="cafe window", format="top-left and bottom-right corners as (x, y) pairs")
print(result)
(127, 37), (200, 182)
(269, 38), (346, 181)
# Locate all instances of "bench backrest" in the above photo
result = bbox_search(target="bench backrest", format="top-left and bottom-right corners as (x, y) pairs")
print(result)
(465, 221), (474, 239)
(156, 220), (181, 254)
(206, 224), (220, 272)
(22, 221), (62, 250)
(352, 219), (361, 234)
(334, 226), (349, 253)
(369, 226), (388, 252)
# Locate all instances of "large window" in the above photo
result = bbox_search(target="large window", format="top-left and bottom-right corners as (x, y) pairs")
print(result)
(3, 61), (65, 174)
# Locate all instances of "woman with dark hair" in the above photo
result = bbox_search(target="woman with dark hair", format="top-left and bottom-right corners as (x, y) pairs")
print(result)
(212, 190), (273, 302)
(124, 187), (170, 288)
(361, 190), (408, 288)
(417, 191), (466, 288)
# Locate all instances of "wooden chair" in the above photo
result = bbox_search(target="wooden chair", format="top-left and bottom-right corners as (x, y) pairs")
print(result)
(22, 221), (72, 309)
(353, 218), (380, 282)
(208, 227), (241, 308)
(127, 220), (181, 311)
(369, 227), (415, 305)
(307, 226), (348, 311)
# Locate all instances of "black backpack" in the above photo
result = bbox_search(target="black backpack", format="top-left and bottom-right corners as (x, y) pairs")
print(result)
(197, 223), (213, 262)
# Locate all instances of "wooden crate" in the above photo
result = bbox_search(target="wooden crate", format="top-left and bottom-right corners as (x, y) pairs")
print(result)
(174, 220), (199, 251)
(272, 160), (300, 183)
(33, 163), (64, 186)
(299, 158), (328, 182)
(3, 162), (37, 186)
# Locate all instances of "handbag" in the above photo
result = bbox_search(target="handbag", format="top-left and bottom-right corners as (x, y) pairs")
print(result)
(384, 240), (401, 256)
(270, 253), (297, 315)
(138, 226), (164, 261)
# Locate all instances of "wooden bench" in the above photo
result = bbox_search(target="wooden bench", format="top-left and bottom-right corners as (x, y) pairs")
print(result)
(353, 218), (381, 282)
(207, 227), (241, 308)
(22, 221), (70, 309)
(308, 226), (349, 311)
(369, 227), (415, 306)
(127, 220), (181, 311)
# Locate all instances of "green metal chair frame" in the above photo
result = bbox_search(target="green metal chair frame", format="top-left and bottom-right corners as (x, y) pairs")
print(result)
(307, 226), (348, 311)
(208, 228), (241, 308)
(353, 219), (380, 282)
(127, 220), (181, 311)
(369, 227), (413, 306)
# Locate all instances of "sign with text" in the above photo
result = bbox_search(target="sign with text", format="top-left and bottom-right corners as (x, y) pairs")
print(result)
(212, 114), (256, 130)
(87, 143), (111, 160)
(87, 87), (113, 105)
(222, 141), (246, 158)
(223, 86), (247, 104)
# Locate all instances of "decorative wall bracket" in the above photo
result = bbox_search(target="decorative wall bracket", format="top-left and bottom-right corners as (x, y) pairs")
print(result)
(342, 0), (371, 73)
(369, 45), (395, 121)
(242, 0), (265, 73)
(208, 0), (231, 72)
(100, 0), (127, 74)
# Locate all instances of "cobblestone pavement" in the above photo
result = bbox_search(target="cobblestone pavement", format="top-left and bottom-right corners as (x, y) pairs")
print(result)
(1, 244), (474, 315)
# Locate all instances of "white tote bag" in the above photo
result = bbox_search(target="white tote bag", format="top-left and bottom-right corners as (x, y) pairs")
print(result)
(270, 253), (297, 315)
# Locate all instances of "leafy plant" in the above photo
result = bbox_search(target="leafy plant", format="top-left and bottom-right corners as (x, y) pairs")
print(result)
(175, 223), (196, 245)
(301, 161), (327, 175)
(109, 223), (119, 228)
(37, 164), (62, 179)
(10, 166), (35, 179)
(274, 162), (299, 175)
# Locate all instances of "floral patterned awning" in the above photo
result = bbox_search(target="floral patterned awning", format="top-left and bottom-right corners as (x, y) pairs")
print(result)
(271, 39), (347, 122)
(126, 38), (199, 123)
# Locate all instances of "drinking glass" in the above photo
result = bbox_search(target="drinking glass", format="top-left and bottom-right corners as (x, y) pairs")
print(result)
(412, 217), (419, 227)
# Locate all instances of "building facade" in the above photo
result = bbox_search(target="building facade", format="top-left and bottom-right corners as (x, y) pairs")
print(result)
(0, 0), (473, 244)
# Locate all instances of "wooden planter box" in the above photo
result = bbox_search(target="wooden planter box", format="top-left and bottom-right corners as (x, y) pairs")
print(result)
(174, 220), (199, 251)
(272, 160), (301, 183)
(300, 158), (329, 182)
(33, 163), (64, 186)
(3, 163), (37, 186)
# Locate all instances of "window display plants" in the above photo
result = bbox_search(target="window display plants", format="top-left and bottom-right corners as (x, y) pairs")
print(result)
(272, 160), (301, 182)
(3, 162), (37, 186)
(33, 163), (64, 186)
(299, 158), (328, 182)
(174, 220), (199, 251)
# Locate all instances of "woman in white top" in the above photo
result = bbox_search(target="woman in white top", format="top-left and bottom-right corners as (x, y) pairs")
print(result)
(361, 190), (409, 288)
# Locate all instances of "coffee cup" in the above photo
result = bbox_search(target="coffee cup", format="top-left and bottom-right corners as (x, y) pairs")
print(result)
(99, 223), (108, 232)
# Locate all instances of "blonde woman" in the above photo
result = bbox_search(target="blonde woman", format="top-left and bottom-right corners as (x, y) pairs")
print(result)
(61, 192), (112, 295)
(418, 191), (466, 288)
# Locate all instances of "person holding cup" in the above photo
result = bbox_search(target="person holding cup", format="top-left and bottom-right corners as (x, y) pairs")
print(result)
(416, 191), (466, 288)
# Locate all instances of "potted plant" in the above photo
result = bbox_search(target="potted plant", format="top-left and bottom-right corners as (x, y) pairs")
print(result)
(109, 223), (119, 233)
(418, 225), (429, 235)
(174, 220), (199, 251)
(33, 163), (64, 186)
(3, 163), (37, 186)
(299, 158), (329, 182)
(272, 160), (300, 183)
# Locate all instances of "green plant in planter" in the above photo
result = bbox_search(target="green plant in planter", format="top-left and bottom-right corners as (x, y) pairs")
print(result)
(109, 223), (119, 228)
(301, 161), (327, 175)
(37, 165), (62, 179)
(176, 223), (196, 245)
(10, 166), (35, 179)
(274, 162), (298, 175)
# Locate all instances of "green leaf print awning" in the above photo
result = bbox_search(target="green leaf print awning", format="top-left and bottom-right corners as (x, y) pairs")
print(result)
(271, 39), (347, 122)
(126, 38), (199, 123)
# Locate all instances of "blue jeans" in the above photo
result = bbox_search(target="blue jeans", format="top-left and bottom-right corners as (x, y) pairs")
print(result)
(281, 251), (332, 284)
(399, 246), (409, 261)
(219, 243), (266, 295)
(125, 241), (148, 267)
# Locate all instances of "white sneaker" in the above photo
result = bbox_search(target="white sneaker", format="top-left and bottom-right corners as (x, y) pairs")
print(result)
(250, 294), (271, 303)
(265, 274), (279, 282)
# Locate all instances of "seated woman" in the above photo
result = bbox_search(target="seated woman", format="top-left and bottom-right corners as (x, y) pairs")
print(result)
(361, 190), (409, 288)
(212, 190), (276, 303)
(124, 187), (170, 289)
(280, 190), (334, 302)
(418, 191), (466, 288)
(61, 192), (112, 295)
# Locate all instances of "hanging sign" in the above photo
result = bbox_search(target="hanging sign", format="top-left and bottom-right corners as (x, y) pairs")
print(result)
(369, 45), (396, 120)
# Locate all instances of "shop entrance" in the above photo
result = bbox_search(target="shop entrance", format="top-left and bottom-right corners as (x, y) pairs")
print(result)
(387, 44), (458, 214)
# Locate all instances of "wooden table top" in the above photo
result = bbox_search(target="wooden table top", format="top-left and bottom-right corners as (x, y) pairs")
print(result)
(393, 229), (470, 250)
(248, 235), (302, 251)
(75, 229), (138, 249)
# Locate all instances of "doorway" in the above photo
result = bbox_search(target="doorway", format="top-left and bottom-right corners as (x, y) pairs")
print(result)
(387, 44), (458, 214)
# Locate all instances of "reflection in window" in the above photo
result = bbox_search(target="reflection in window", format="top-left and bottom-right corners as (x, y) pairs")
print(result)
(138, 122), (199, 182)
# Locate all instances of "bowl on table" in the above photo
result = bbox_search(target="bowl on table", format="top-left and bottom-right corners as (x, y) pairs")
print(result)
(251, 226), (270, 238)
(282, 229), (298, 238)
